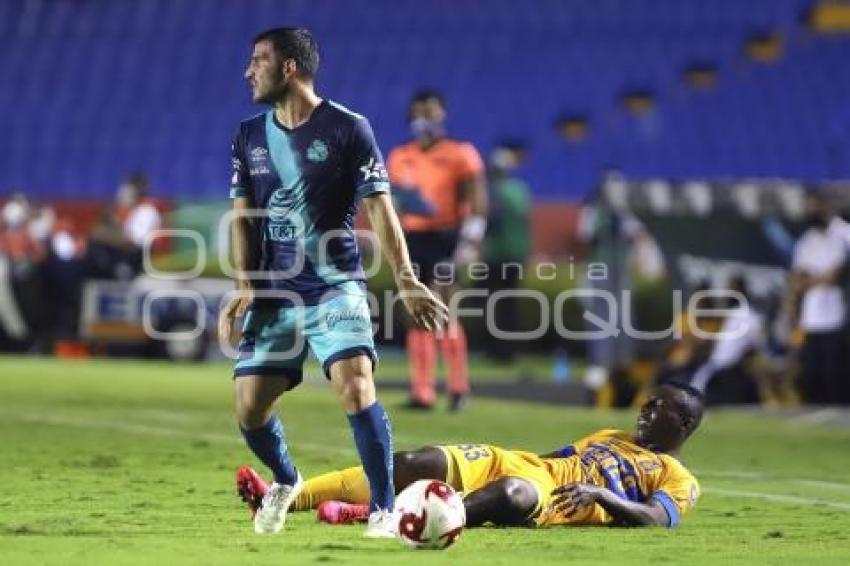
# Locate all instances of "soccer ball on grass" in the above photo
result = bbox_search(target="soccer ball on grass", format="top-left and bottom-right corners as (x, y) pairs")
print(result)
(394, 479), (465, 550)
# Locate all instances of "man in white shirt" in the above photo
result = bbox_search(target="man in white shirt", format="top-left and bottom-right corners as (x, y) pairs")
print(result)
(116, 173), (161, 248)
(87, 173), (162, 280)
(789, 192), (848, 404)
(689, 276), (763, 404)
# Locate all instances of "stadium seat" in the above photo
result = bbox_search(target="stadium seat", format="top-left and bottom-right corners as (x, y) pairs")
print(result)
(1, 0), (845, 200)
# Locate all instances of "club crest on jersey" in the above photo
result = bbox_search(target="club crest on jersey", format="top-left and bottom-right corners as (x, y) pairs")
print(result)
(306, 139), (329, 162)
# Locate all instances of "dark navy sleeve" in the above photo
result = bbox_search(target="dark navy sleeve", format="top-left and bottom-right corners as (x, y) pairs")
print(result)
(349, 117), (390, 200)
(229, 127), (251, 199)
(555, 445), (577, 458)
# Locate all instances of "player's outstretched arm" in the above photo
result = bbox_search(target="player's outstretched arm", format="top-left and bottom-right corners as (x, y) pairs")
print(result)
(218, 196), (259, 344)
(550, 483), (671, 527)
(363, 193), (449, 330)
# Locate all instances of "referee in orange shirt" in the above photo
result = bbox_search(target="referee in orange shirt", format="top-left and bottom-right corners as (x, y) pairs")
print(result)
(387, 89), (488, 411)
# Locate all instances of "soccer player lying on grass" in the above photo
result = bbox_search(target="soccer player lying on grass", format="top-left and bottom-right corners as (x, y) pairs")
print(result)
(238, 383), (703, 528)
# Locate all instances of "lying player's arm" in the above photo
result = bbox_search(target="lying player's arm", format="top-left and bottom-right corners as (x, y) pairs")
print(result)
(538, 445), (576, 459)
(218, 196), (259, 343)
(538, 451), (562, 458)
(550, 483), (671, 527)
(363, 193), (448, 330)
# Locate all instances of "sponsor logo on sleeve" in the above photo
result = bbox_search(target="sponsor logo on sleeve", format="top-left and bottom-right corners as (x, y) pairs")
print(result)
(359, 157), (388, 182)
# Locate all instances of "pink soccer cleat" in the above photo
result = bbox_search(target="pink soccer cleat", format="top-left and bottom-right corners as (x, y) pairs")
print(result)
(317, 500), (370, 525)
(236, 466), (269, 519)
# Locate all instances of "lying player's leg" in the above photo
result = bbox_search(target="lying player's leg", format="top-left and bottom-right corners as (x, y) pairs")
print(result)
(462, 476), (540, 527)
(292, 446), (449, 511)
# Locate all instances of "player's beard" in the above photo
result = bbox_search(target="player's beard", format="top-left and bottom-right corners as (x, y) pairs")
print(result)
(255, 70), (290, 105)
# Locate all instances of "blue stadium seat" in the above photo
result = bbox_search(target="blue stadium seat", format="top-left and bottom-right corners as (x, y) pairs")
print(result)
(1, 0), (846, 200)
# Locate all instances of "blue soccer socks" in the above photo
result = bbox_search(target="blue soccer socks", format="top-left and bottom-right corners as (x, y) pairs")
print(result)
(347, 402), (394, 512)
(240, 415), (299, 486)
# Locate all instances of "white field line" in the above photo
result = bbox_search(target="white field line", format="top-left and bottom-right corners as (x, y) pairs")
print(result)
(696, 470), (765, 479)
(794, 480), (850, 491)
(5, 410), (850, 510)
(698, 469), (850, 490)
(0, 410), (356, 457)
(792, 408), (846, 426)
(704, 487), (850, 511)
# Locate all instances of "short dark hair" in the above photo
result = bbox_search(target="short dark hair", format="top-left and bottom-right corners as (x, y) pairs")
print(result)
(410, 88), (445, 108)
(496, 139), (528, 153)
(253, 28), (319, 77)
(124, 172), (149, 191)
(665, 381), (705, 436)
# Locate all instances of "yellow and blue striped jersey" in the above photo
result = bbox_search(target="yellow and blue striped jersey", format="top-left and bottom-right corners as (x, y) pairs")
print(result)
(546, 429), (699, 527)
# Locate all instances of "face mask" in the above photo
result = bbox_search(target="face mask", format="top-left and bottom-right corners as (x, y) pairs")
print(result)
(490, 148), (517, 174)
(116, 184), (136, 206)
(410, 117), (444, 139)
(29, 209), (55, 241)
(2, 201), (28, 228)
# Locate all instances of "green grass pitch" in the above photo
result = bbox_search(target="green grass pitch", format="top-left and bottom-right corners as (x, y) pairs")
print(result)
(1, 356), (849, 565)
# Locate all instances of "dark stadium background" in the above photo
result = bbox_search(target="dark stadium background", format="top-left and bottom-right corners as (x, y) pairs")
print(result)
(2, 2), (850, 564)
(1, 0), (850, 406)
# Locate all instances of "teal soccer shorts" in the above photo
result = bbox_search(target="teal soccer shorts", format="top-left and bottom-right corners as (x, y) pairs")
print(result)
(233, 285), (377, 387)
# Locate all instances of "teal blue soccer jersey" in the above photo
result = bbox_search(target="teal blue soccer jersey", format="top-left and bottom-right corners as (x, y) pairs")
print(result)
(230, 101), (390, 305)
(230, 101), (388, 381)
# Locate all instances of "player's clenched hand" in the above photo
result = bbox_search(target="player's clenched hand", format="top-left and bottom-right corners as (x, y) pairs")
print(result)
(218, 289), (254, 345)
(398, 278), (449, 331)
(549, 483), (605, 517)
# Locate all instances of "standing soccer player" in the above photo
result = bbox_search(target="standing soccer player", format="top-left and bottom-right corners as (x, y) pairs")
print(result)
(219, 28), (448, 537)
(387, 90), (488, 411)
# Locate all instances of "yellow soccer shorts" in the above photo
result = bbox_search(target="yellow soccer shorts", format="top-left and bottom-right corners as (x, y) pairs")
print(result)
(437, 444), (607, 526)
(437, 444), (557, 522)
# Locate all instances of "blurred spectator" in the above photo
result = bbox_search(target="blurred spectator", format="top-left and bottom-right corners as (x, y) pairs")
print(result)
(577, 170), (641, 390)
(628, 227), (666, 282)
(788, 191), (848, 404)
(116, 173), (162, 248)
(0, 195), (48, 350)
(690, 275), (763, 405)
(44, 216), (88, 344)
(28, 206), (56, 244)
(87, 173), (161, 279)
(480, 142), (532, 361)
(655, 281), (722, 387)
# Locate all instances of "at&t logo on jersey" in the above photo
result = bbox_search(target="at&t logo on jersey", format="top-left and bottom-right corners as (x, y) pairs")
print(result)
(267, 188), (297, 242)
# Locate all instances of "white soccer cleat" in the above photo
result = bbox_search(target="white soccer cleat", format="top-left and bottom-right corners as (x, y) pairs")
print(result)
(363, 508), (398, 539)
(253, 472), (304, 534)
